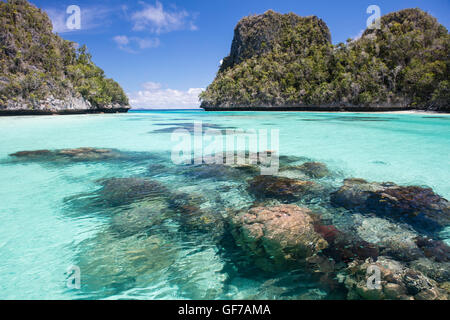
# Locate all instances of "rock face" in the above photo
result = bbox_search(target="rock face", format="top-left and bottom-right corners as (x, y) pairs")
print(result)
(0, 0), (129, 115)
(331, 179), (450, 233)
(201, 8), (449, 111)
(231, 205), (328, 271)
(343, 256), (448, 300)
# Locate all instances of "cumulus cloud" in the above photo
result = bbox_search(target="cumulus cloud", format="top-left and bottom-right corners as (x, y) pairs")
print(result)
(135, 37), (160, 49)
(113, 35), (130, 46)
(128, 83), (204, 109)
(142, 82), (162, 90)
(113, 35), (160, 53)
(131, 1), (198, 34)
(45, 8), (67, 33)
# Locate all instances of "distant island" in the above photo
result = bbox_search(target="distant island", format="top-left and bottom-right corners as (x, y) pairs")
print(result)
(0, 0), (129, 116)
(201, 9), (449, 112)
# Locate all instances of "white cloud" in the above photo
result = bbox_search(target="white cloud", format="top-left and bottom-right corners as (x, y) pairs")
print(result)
(142, 82), (162, 90)
(128, 83), (204, 109)
(131, 1), (197, 34)
(113, 35), (130, 46)
(45, 8), (67, 33)
(135, 37), (160, 49)
(113, 35), (160, 53)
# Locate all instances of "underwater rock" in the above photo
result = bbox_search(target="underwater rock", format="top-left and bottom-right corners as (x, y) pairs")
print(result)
(147, 163), (170, 176)
(366, 186), (450, 231)
(168, 247), (227, 299)
(414, 237), (450, 263)
(9, 149), (52, 158)
(281, 162), (330, 179)
(331, 179), (450, 233)
(10, 147), (123, 162)
(167, 192), (226, 238)
(251, 199), (283, 209)
(343, 256), (448, 300)
(278, 155), (309, 166)
(109, 199), (173, 238)
(353, 216), (422, 262)
(182, 153), (266, 180)
(309, 214), (380, 265)
(178, 206), (226, 239)
(230, 163), (260, 175)
(276, 168), (309, 181)
(168, 192), (207, 213)
(56, 148), (121, 161)
(181, 209), (226, 237)
(76, 232), (178, 296)
(96, 177), (169, 207)
(440, 282), (450, 296)
(380, 240), (423, 263)
(313, 224), (340, 243)
(248, 175), (322, 201)
(181, 163), (253, 181)
(410, 258), (450, 283)
(319, 229), (379, 264)
(305, 254), (336, 274)
(231, 204), (328, 272)
(331, 178), (387, 208)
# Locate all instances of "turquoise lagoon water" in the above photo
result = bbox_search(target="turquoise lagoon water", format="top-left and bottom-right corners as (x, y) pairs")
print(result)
(0, 110), (449, 299)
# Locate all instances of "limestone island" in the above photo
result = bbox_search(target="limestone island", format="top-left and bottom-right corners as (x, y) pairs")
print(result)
(200, 9), (449, 112)
(0, 0), (130, 116)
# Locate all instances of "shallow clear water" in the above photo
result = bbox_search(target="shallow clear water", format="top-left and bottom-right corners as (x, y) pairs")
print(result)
(0, 110), (449, 300)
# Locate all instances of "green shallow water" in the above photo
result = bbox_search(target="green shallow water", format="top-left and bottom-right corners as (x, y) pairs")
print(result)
(0, 110), (449, 299)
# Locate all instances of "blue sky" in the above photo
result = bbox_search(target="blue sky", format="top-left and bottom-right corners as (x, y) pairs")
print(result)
(30, 0), (450, 109)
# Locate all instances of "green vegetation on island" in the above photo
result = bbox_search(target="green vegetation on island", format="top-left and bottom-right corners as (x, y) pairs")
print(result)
(0, 0), (129, 114)
(200, 9), (449, 112)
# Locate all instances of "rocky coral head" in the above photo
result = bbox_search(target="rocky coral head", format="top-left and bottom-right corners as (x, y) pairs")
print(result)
(248, 175), (322, 201)
(415, 236), (450, 263)
(9, 147), (123, 162)
(96, 177), (168, 207)
(331, 179), (450, 234)
(288, 161), (330, 179)
(344, 256), (448, 300)
(231, 204), (328, 272)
